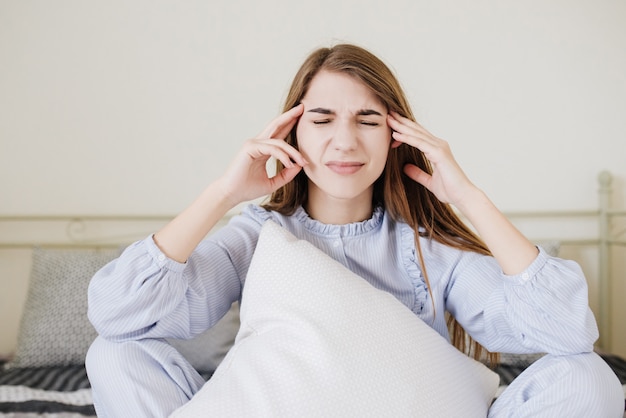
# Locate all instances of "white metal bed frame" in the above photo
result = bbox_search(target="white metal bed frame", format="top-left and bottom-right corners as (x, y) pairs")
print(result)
(0, 171), (624, 350)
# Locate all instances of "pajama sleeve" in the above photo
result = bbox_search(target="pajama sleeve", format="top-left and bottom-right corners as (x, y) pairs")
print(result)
(445, 246), (598, 355)
(87, 213), (267, 342)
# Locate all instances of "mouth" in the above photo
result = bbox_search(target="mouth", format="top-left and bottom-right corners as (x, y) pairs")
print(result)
(325, 161), (365, 175)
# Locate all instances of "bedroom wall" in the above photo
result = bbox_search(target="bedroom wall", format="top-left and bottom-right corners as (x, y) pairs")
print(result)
(1, 1), (625, 356)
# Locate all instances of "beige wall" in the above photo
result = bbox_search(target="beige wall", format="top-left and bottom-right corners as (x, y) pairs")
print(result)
(1, 1), (625, 356)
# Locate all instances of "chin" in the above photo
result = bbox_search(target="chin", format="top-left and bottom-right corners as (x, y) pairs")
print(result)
(307, 173), (377, 201)
(318, 184), (373, 202)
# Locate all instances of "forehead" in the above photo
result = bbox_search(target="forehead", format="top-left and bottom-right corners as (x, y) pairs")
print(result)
(302, 71), (384, 110)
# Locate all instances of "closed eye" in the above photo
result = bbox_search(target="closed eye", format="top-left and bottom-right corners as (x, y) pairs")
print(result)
(313, 119), (331, 125)
(360, 121), (379, 126)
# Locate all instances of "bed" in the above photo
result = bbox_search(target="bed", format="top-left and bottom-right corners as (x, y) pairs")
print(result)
(1, 171), (625, 416)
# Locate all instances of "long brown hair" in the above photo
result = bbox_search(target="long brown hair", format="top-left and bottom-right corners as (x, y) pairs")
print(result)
(263, 43), (498, 365)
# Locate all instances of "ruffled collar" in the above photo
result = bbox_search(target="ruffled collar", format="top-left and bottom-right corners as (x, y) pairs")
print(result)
(292, 205), (384, 236)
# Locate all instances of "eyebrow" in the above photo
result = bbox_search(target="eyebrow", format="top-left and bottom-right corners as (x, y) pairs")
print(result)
(307, 107), (383, 116)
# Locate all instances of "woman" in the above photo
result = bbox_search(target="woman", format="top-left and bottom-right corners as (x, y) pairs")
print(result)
(86, 44), (623, 417)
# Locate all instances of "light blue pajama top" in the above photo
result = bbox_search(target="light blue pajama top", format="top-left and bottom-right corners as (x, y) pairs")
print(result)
(88, 204), (599, 356)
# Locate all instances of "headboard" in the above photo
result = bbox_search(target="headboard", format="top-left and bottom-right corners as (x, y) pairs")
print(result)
(0, 171), (624, 358)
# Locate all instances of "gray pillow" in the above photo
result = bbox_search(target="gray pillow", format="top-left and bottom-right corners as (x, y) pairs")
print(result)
(6, 247), (240, 371)
(167, 302), (240, 372)
(7, 248), (120, 368)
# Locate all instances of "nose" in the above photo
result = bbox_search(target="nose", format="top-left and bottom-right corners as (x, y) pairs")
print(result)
(331, 121), (357, 151)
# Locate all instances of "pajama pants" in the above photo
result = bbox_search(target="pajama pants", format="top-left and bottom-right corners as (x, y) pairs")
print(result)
(86, 336), (624, 417)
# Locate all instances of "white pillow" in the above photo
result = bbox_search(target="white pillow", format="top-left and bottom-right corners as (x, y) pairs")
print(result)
(171, 221), (499, 417)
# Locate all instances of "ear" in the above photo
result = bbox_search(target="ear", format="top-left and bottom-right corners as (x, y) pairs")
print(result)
(391, 139), (402, 149)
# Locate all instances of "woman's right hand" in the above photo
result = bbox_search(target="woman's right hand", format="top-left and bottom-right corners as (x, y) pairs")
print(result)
(217, 104), (307, 206)
(154, 105), (307, 262)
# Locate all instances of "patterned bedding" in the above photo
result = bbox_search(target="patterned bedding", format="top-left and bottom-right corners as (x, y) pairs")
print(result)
(1, 356), (624, 416)
(0, 365), (94, 417)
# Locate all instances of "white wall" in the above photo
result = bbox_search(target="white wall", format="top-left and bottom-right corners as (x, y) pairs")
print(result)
(1, 0), (625, 354)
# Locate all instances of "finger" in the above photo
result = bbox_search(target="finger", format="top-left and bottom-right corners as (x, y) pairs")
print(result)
(258, 104), (304, 140)
(250, 140), (307, 168)
(269, 165), (303, 190)
(388, 115), (444, 154)
(387, 112), (431, 139)
(270, 104), (304, 140)
(388, 111), (426, 130)
(266, 139), (308, 167)
(391, 130), (435, 153)
(403, 163), (431, 188)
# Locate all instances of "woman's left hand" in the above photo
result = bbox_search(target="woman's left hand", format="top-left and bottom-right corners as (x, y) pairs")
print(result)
(387, 112), (476, 208)
(388, 112), (540, 274)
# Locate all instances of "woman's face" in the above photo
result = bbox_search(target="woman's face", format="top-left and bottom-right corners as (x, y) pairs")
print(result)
(296, 70), (392, 214)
